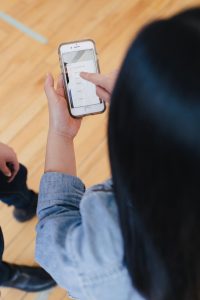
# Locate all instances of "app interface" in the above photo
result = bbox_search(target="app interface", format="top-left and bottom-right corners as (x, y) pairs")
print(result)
(62, 49), (101, 108)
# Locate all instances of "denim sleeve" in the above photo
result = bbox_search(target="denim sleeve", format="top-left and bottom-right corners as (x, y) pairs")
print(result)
(35, 173), (139, 300)
(35, 172), (85, 299)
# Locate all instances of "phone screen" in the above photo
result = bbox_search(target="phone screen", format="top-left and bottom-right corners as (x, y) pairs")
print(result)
(62, 49), (101, 108)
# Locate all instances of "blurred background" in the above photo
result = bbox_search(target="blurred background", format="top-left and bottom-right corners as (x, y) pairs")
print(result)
(0, 0), (199, 299)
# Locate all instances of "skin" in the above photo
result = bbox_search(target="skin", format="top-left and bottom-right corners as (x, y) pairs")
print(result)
(80, 70), (118, 103)
(44, 74), (81, 175)
(44, 71), (117, 175)
(0, 142), (19, 182)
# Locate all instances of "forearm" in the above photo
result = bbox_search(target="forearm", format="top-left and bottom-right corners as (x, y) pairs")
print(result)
(45, 130), (77, 176)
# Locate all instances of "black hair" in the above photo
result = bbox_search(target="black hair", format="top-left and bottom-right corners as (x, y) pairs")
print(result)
(108, 8), (200, 300)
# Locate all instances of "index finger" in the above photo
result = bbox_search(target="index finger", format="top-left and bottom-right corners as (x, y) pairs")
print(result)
(80, 72), (108, 88)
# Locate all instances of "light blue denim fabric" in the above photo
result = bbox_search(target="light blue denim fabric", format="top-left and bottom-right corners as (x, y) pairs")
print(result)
(35, 173), (145, 300)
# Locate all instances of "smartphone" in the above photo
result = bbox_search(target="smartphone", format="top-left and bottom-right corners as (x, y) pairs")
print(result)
(58, 39), (106, 118)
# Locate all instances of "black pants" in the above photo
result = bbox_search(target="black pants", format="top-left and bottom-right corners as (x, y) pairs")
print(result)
(0, 164), (33, 283)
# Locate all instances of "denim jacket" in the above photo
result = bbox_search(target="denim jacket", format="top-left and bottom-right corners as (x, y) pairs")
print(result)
(35, 173), (144, 300)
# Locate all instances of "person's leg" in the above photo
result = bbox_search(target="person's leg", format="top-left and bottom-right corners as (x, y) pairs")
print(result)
(0, 227), (12, 284)
(0, 164), (32, 209)
(0, 164), (38, 222)
(0, 226), (56, 291)
(0, 166), (56, 291)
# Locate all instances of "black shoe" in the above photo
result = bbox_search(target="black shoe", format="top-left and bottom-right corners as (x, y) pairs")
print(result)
(0, 263), (57, 292)
(13, 191), (38, 222)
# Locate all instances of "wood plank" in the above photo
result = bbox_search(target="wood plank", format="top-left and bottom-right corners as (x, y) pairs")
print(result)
(0, 1), (200, 299)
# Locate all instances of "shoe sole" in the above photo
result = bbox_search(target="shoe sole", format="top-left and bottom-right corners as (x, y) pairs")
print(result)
(1, 281), (57, 292)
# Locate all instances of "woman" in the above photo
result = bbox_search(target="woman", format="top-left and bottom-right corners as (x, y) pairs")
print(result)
(36, 8), (200, 300)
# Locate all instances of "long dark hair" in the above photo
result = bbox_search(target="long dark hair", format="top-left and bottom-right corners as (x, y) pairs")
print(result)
(108, 8), (200, 300)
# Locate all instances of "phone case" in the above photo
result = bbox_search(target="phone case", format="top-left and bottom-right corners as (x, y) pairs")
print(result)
(58, 39), (106, 118)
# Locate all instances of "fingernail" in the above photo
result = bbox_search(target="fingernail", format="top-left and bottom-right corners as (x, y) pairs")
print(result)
(6, 172), (11, 177)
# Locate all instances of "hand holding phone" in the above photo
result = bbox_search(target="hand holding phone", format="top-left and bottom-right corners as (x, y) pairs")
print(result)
(44, 74), (82, 139)
(44, 74), (81, 176)
(58, 39), (106, 117)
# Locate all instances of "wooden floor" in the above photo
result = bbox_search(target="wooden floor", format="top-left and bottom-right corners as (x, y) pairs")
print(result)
(0, 0), (199, 299)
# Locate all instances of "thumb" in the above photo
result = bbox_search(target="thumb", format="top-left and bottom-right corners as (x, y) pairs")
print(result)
(0, 163), (12, 177)
(44, 73), (57, 104)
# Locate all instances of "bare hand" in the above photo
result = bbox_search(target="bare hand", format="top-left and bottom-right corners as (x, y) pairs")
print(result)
(0, 143), (19, 182)
(44, 74), (82, 140)
(80, 70), (118, 103)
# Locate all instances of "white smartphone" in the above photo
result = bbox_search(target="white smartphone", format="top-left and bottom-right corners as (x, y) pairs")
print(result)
(58, 39), (106, 118)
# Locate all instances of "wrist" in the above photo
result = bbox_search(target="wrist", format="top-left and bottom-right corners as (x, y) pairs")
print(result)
(48, 128), (75, 143)
(45, 129), (76, 176)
